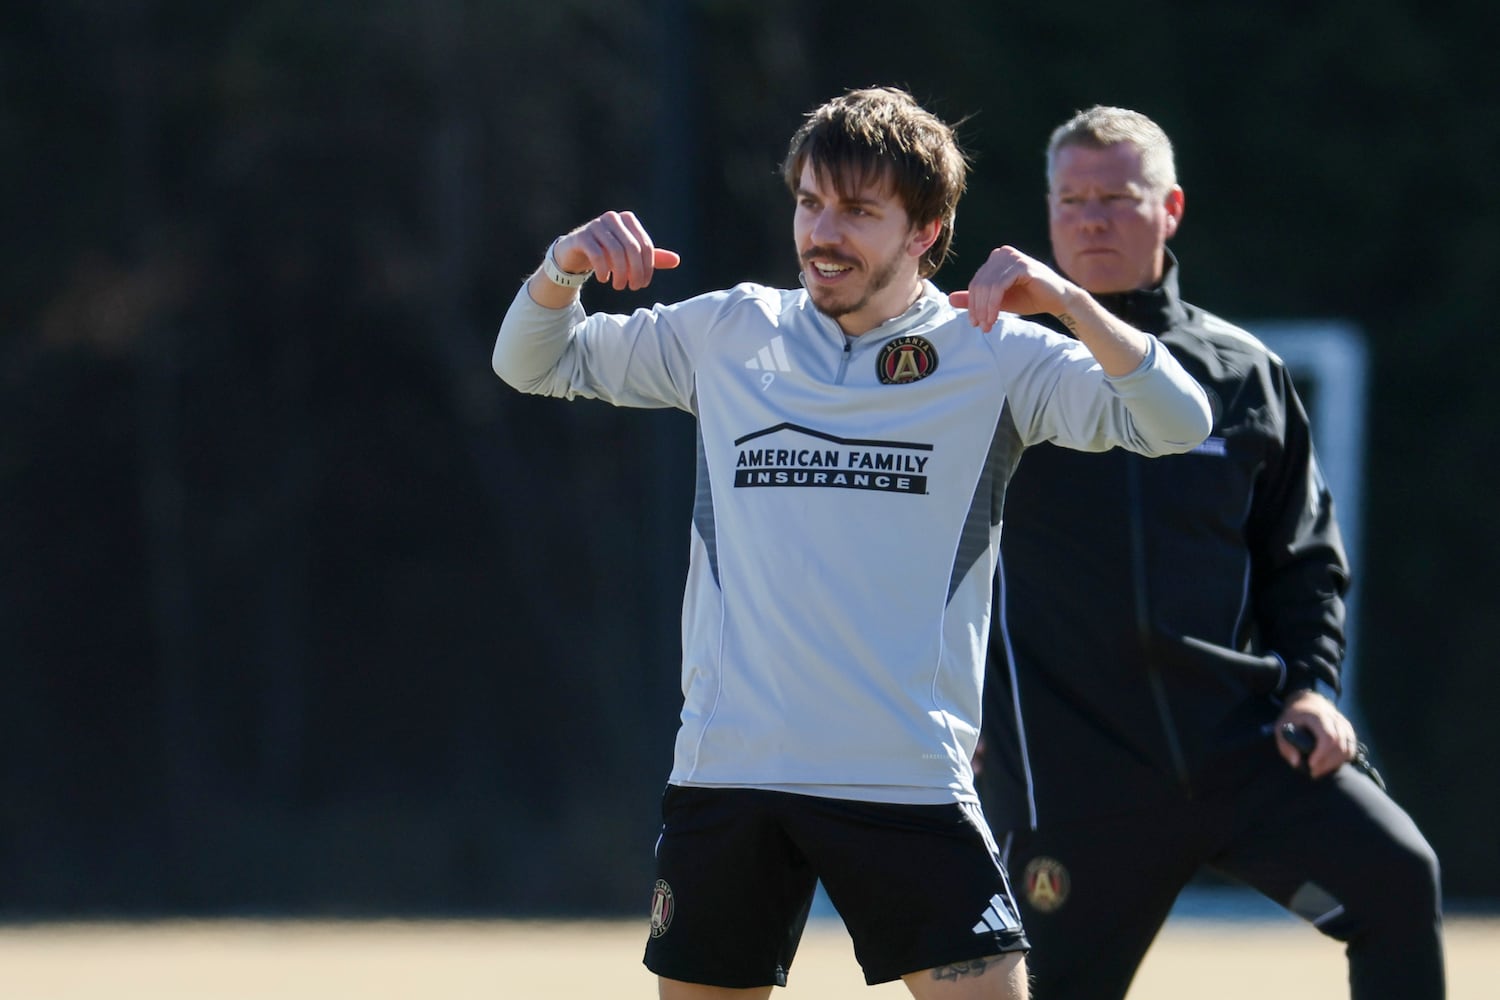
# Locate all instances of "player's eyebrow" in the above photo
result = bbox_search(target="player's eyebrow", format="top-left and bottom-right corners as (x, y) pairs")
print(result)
(795, 186), (883, 210)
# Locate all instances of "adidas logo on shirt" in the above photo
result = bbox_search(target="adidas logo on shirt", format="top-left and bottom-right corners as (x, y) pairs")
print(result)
(972, 893), (1022, 935)
(744, 335), (793, 373)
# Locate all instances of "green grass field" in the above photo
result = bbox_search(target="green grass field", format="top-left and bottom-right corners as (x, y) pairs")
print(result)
(2, 915), (1495, 998)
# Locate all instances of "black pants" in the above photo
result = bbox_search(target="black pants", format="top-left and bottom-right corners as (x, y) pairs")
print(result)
(1000, 762), (1444, 999)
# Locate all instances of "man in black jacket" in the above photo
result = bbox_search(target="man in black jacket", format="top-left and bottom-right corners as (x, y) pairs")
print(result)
(979, 106), (1444, 999)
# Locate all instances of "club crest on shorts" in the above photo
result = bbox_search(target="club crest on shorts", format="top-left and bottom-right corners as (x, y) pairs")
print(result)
(1022, 856), (1071, 913)
(876, 335), (938, 384)
(649, 879), (675, 938)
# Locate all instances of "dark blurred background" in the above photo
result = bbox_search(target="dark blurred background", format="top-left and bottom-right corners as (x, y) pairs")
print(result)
(3, 0), (1496, 917)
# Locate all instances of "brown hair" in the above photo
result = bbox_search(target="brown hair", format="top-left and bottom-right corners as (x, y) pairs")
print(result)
(782, 87), (969, 278)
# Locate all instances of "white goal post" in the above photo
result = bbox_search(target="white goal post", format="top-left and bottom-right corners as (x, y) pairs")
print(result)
(1247, 320), (1370, 730)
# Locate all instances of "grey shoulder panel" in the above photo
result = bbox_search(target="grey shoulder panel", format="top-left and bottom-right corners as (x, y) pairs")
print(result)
(949, 401), (1025, 601)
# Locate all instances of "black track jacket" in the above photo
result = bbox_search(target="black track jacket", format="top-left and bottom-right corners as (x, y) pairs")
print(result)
(981, 256), (1350, 830)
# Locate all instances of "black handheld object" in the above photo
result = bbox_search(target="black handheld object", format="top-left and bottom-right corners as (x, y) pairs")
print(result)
(1280, 722), (1316, 756)
(1280, 722), (1316, 775)
(1278, 722), (1388, 791)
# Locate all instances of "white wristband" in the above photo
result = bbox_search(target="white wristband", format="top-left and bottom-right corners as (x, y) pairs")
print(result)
(542, 239), (592, 289)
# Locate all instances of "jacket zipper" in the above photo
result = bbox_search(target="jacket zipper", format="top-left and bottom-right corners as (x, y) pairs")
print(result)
(836, 336), (853, 383)
(1130, 459), (1192, 793)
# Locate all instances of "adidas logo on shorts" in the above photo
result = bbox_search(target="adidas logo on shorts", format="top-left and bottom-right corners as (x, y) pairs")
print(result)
(972, 893), (1021, 935)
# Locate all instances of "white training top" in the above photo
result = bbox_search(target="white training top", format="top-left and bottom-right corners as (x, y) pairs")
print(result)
(494, 279), (1210, 804)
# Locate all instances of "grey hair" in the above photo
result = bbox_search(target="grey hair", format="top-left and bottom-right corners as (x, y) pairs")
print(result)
(1046, 106), (1177, 193)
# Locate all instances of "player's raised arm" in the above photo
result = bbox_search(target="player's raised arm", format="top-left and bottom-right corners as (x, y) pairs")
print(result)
(950, 245), (1148, 377)
(497, 211), (684, 400)
(526, 210), (681, 310)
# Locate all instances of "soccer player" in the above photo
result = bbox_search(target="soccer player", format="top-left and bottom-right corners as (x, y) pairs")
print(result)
(493, 87), (1212, 999)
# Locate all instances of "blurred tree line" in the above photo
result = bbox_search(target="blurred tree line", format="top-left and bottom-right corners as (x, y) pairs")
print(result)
(2, 0), (1496, 915)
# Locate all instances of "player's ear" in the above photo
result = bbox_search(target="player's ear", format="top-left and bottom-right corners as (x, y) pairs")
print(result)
(1163, 186), (1185, 238)
(908, 217), (942, 258)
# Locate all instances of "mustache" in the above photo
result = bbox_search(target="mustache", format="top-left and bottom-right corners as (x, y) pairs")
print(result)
(801, 246), (860, 268)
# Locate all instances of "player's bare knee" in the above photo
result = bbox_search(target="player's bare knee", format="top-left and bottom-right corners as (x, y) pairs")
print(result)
(657, 977), (774, 1000)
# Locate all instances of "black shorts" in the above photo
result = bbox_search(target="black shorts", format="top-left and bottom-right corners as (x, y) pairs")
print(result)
(641, 785), (1028, 988)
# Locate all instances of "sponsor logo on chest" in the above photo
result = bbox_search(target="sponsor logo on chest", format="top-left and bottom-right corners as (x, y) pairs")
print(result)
(732, 423), (932, 495)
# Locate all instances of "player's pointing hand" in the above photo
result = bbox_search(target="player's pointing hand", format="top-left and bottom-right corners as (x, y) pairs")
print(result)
(554, 211), (681, 292)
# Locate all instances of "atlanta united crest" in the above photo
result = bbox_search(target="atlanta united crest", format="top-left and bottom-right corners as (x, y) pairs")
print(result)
(876, 335), (939, 384)
(1022, 856), (1071, 913)
(649, 879), (675, 937)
